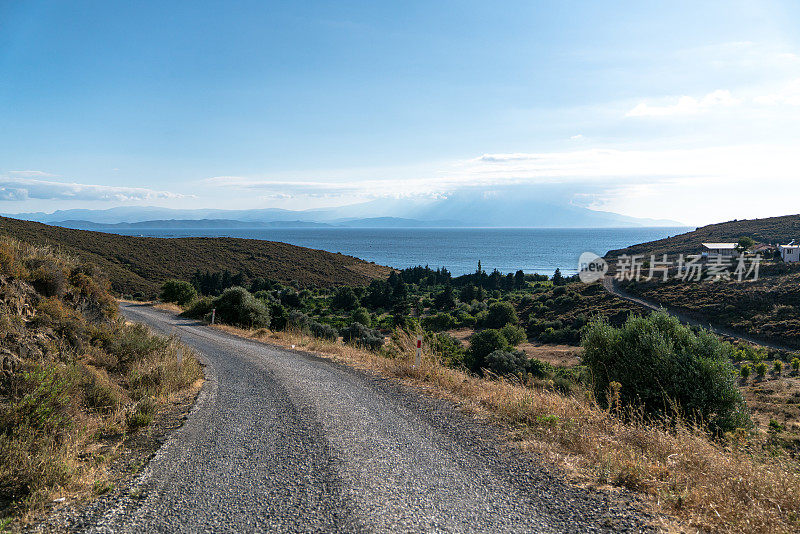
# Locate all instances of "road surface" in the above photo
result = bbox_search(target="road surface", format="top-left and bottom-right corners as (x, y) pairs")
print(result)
(81, 303), (652, 533)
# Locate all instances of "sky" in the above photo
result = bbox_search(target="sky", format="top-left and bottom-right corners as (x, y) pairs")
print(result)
(1, 0), (800, 225)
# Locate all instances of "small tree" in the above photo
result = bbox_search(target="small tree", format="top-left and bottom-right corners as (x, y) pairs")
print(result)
(484, 302), (518, 329)
(740, 364), (751, 380)
(160, 280), (197, 306)
(774, 360), (783, 375)
(351, 307), (372, 327)
(552, 268), (565, 286)
(582, 312), (750, 433)
(791, 357), (800, 375)
(212, 287), (270, 328)
(434, 285), (457, 310)
(499, 324), (526, 346)
(331, 286), (360, 310)
(755, 361), (768, 379)
(514, 270), (526, 289)
(467, 329), (509, 372)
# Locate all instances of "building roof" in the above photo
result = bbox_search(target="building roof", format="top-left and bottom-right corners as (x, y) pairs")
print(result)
(702, 242), (738, 250)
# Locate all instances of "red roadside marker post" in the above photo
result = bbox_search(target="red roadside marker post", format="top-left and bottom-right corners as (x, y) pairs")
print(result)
(415, 335), (422, 367)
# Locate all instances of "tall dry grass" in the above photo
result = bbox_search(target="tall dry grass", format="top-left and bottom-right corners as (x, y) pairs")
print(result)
(215, 324), (800, 533)
(0, 237), (204, 520)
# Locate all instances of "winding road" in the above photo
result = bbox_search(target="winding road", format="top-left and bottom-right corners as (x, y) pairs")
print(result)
(602, 276), (791, 352)
(82, 303), (652, 533)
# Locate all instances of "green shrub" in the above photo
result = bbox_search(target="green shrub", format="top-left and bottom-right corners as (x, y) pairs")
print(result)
(428, 332), (466, 367)
(755, 361), (767, 378)
(421, 312), (456, 332)
(180, 296), (214, 320)
(484, 349), (528, 376)
(331, 286), (360, 310)
(483, 302), (518, 329)
(160, 280), (197, 305)
(581, 312), (750, 433)
(467, 329), (509, 372)
(526, 357), (553, 379)
(351, 307), (372, 327)
(340, 322), (384, 351)
(212, 287), (270, 328)
(309, 321), (337, 341)
(740, 364), (751, 380)
(774, 360), (783, 375)
(791, 357), (800, 374)
(499, 324), (526, 346)
(287, 311), (310, 332)
(1, 364), (78, 438)
(268, 302), (288, 331)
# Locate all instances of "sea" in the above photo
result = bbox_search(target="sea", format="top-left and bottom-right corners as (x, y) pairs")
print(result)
(101, 226), (691, 276)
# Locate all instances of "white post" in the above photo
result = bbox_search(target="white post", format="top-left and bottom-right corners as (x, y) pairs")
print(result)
(211, 308), (216, 325)
(415, 335), (422, 367)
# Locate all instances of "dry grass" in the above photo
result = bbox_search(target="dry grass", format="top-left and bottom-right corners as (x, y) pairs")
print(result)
(0, 238), (204, 522)
(212, 323), (800, 533)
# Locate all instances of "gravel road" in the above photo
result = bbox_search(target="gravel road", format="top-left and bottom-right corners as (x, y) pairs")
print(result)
(81, 303), (654, 533)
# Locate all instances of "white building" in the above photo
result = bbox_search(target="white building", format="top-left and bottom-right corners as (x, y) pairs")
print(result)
(779, 241), (800, 263)
(701, 242), (738, 257)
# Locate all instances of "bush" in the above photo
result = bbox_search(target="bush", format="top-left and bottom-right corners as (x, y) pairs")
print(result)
(268, 302), (288, 331)
(499, 324), (526, 346)
(467, 329), (509, 372)
(484, 349), (527, 376)
(160, 280), (197, 305)
(180, 296), (214, 320)
(792, 357), (800, 374)
(740, 364), (751, 380)
(351, 307), (372, 327)
(526, 357), (553, 379)
(212, 287), (270, 328)
(755, 361), (767, 378)
(331, 286), (360, 311)
(421, 312), (456, 332)
(581, 312), (750, 433)
(340, 322), (384, 351)
(774, 360), (783, 375)
(483, 302), (518, 329)
(428, 332), (467, 367)
(29, 265), (68, 297)
(309, 321), (338, 341)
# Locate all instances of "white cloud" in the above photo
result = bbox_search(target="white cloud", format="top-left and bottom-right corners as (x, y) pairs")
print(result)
(753, 78), (800, 106)
(0, 177), (187, 202)
(626, 89), (741, 117)
(8, 170), (58, 178)
(205, 144), (800, 208)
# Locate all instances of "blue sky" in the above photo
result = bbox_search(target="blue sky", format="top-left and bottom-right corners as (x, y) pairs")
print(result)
(2, 0), (800, 224)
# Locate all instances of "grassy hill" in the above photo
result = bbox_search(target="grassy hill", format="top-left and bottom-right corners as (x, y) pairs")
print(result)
(0, 217), (392, 298)
(606, 213), (800, 259)
(603, 214), (800, 348)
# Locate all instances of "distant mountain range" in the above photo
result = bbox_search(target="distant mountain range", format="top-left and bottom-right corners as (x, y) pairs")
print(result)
(5, 189), (684, 228)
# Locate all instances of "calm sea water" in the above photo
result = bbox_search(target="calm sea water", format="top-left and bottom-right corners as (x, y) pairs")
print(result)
(105, 227), (689, 276)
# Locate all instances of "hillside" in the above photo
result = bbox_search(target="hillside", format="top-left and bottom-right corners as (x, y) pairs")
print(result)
(606, 213), (800, 258)
(0, 217), (392, 298)
(0, 236), (203, 519)
(603, 214), (800, 348)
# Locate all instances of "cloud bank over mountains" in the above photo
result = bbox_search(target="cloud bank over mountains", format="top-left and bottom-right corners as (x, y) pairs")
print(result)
(0, 174), (186, 203)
